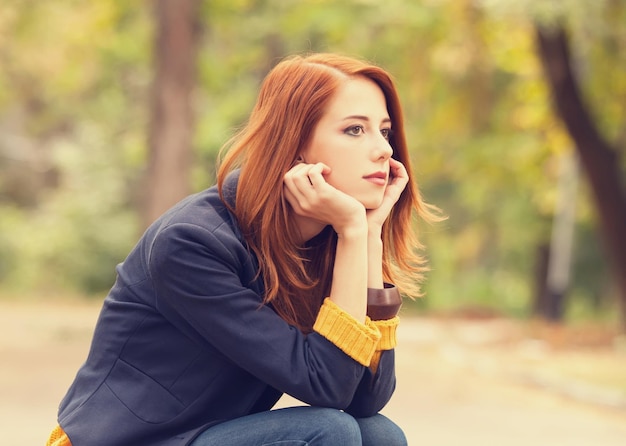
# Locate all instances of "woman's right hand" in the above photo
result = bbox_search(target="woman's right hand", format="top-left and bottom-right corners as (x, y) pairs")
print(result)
(283, 162), (367, 237)
(285, 162), (369, 322)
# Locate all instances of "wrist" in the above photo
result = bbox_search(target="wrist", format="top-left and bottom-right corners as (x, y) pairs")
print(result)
(336, 213), (368, 240)
(367, 233), (383, 250)
(367, 224), (383, 239)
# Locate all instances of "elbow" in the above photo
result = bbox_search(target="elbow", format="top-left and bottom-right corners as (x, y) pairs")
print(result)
(303, 385), (358, 410)
(345, 403), (382, 419)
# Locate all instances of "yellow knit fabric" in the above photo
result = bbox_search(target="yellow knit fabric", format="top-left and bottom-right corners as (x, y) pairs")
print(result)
(371, 316), (399, 351)
(313, 298), (382, 366)
(368, 316), (400, 372)
(46, 425), (72, 446)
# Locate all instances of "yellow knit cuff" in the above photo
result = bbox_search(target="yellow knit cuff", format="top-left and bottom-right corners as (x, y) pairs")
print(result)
(47, 425), (72, 446)
(313, 298), (382, 366)
(371, 316), (399, 351)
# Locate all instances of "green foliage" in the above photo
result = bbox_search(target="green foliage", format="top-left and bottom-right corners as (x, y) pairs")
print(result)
(0, 0), (622, 320)
(0, 125), (138, 293)
(0, 0), (148, 293)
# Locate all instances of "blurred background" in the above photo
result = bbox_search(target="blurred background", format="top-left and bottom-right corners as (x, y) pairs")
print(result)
(1, 0), (624, 326)
(1, 0), (626, 444)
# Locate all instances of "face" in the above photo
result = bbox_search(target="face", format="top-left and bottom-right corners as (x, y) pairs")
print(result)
(302, 76), (394, 209)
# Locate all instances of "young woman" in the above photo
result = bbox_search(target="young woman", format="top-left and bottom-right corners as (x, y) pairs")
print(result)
(47, 53), (437, 446)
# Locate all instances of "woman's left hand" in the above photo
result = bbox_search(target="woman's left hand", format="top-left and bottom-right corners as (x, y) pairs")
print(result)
(366, 157), (409, 234)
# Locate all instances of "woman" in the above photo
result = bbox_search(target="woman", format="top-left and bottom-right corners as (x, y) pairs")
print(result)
(47, 53), (437, 446)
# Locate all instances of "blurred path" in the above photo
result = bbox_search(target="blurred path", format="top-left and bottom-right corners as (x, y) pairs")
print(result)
(2, 300), (625, 445)
(385, 317), (626, 445)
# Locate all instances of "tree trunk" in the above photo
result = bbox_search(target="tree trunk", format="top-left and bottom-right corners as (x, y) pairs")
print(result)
(532, 243), (551, 317)
(143, 0), (200, 228)
(535, 25), (626, 329)
(533, 154), (578, 322)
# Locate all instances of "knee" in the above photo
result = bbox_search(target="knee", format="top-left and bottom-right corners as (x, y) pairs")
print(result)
(309, 408), (361, 444)
(357, 414), (407, 446)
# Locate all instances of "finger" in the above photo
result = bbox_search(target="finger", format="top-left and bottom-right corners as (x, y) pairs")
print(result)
(389, 158), (407, 180)
(305, 163), (332, 189)
(283, 182), (303, 213)
(284, 168), (315, 214)
(284, 164), (323, 209)
(283, 165), (309, 207)
(285, 163), (312, 190)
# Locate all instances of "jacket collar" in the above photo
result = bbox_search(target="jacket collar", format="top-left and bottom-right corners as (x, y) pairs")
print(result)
(220, 169), (241, 210)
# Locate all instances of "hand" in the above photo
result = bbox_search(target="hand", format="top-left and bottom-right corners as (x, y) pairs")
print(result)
(283, 162), (367, 237)
(366, 158), (409, 235)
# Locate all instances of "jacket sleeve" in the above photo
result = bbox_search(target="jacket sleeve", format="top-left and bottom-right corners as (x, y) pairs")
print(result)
(314, 303), (399, 415)
(344, 317), (399, 417)
(148, 222), (388, 411)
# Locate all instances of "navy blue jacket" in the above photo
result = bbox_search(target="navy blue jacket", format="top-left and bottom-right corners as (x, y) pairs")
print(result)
(56, 172), (396, 445)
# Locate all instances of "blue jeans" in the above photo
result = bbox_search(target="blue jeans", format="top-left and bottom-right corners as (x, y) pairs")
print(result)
(190, 406), (407, 446)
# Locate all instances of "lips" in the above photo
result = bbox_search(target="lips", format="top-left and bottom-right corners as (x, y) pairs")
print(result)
(363, 171), (387, 186)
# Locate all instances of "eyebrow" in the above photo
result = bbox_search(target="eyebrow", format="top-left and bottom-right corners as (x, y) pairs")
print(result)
(342, 115), (392, 124)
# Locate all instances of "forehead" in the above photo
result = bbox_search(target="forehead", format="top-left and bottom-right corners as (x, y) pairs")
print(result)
(323, 76), (389, 120)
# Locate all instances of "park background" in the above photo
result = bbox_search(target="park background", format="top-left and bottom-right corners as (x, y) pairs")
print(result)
(1, 0), (625, 444)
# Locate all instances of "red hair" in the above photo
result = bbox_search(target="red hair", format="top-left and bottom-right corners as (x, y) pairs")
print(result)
(218, 53), (438, 331)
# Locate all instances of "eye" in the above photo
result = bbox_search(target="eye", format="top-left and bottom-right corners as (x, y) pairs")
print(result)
(344, 125), (364, 136)
(380, 128), (393, 141)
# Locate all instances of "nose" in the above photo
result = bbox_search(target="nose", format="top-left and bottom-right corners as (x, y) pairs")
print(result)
(373, 134), (393, 161)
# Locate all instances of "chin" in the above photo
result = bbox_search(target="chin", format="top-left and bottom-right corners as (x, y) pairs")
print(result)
(361, 197), (385, 210)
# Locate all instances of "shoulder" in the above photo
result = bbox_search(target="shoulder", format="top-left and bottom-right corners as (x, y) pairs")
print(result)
(154, 183), (237, 233)
(142, 186), (262, 295)
(152, 170), (242, 238)
(140, 185), (246, 263)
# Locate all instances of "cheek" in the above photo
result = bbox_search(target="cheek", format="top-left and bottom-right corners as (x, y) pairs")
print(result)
(325, 165), (356, 193)
(304, 136), (356, 185)
(302, 142), (328, 164)
(305, 147), (342, 171)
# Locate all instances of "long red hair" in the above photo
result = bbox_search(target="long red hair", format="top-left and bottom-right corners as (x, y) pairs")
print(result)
(218, 53), (438, 331)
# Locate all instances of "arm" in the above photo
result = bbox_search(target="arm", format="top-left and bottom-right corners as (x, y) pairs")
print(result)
(367, 233), (384, 289)
(150, 222), (374, 409)
(283, 162), (369, 322)
(344, 158), (409, 415)
(365, 157), (408, 322)
(366, 157), (409, 290)
(280, 160), (407, 415)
